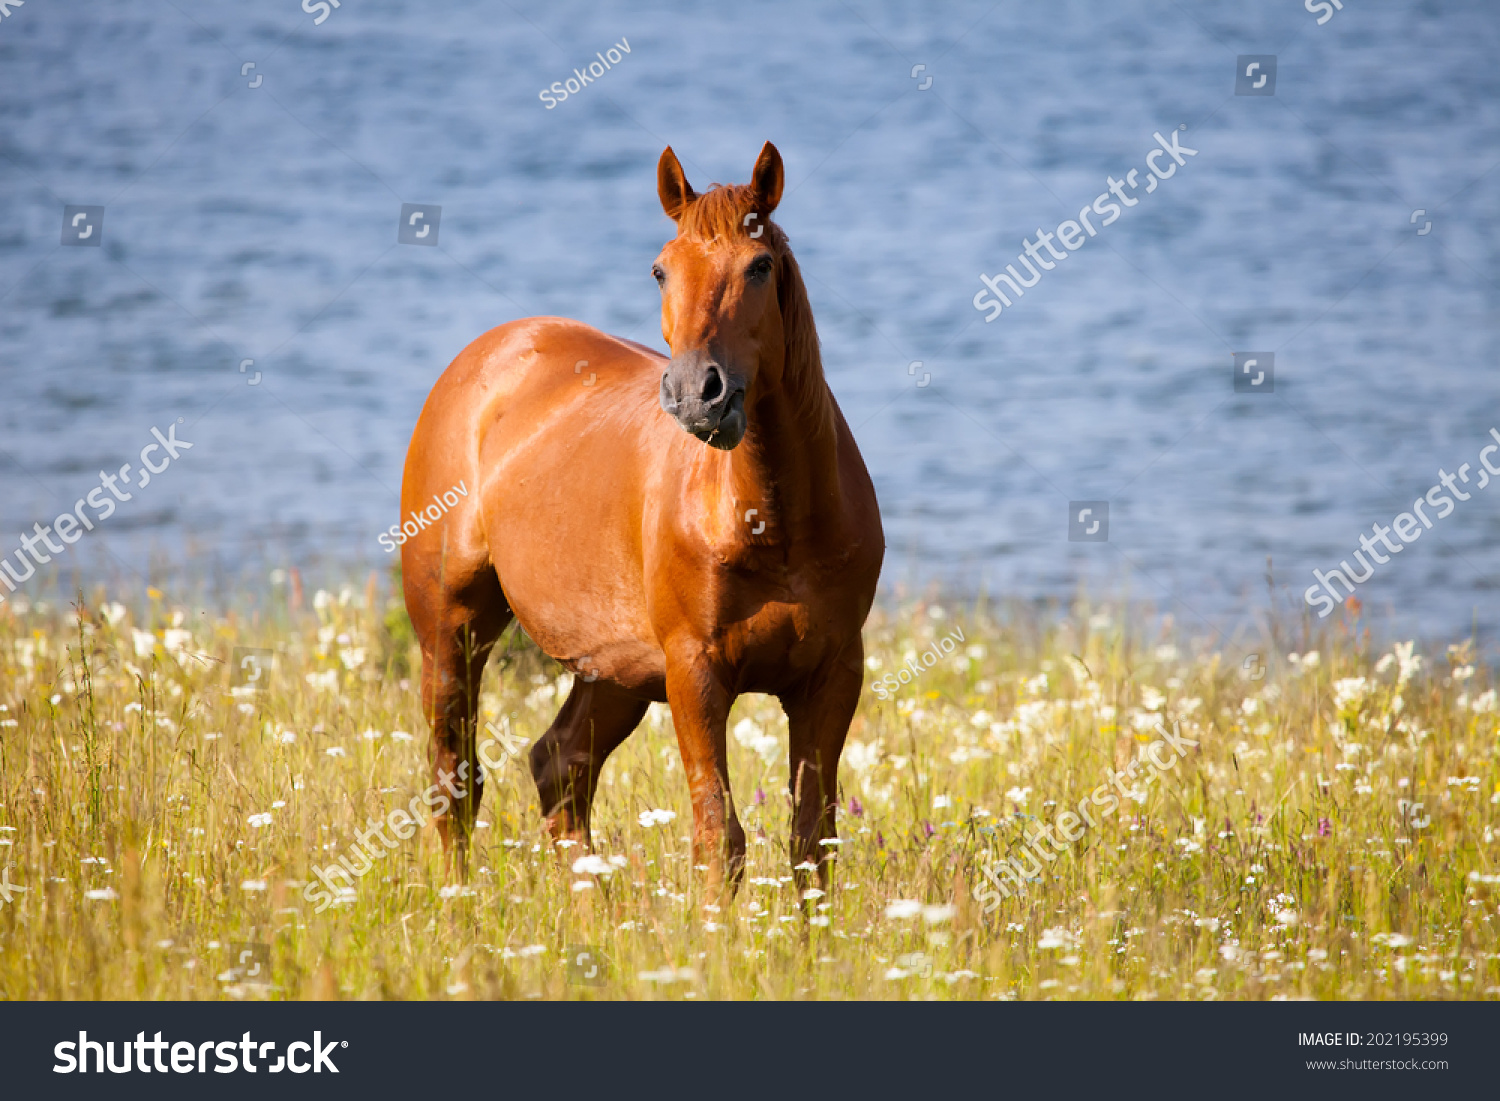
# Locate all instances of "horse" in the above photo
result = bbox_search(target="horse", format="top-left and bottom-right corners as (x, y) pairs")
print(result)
(399, 141), (883, 901)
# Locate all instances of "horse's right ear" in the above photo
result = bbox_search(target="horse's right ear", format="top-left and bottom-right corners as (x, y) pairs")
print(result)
(749, 141), (784, 213)
(657, 147), (696, 221)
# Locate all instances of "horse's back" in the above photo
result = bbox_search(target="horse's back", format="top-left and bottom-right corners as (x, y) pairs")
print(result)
(419, 317), (657, 418)
(402, 317), (654, 573)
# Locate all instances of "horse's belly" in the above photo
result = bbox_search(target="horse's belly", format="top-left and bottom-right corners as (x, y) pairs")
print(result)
(487, 517), (662, 686)
(482, 416), (666, 695)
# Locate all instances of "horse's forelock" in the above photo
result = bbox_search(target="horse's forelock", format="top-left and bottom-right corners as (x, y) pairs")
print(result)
(674, 184), (787, 251)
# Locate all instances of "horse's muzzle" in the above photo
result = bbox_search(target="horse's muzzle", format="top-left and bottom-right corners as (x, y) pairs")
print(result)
(659, 358), (747, 451)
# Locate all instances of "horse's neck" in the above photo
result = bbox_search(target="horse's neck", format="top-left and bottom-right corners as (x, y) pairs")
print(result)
(722, 257), (846, 541)
(729, 348), (841, 539)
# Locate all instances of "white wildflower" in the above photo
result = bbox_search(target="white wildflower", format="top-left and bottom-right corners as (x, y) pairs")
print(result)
(732, 717), (779, 764)
(1332, 677), (1368, 709)
(1037, 927), (1078, 950)
(305, 670), (339, 693)
(571, 855), (615, 877)
(884, 899), (923, 920)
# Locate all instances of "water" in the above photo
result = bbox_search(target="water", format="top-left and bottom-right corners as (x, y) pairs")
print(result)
(1, 0), (1497, 645)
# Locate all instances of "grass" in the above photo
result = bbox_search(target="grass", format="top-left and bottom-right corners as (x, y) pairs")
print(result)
(1, 578), (1497, 1001)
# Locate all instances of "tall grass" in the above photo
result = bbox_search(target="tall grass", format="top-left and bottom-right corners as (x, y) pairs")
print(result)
(0, 581), (1496, 1000)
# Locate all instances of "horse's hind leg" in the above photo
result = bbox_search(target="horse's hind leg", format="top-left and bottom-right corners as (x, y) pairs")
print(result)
(406, 567), (510, 873)
(530, 680), (648, 846)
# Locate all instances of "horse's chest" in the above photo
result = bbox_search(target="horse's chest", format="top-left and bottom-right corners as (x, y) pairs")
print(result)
(722, 542), (848, 615)
(726, 601), (832, 689)
(718, 555), (865, 682)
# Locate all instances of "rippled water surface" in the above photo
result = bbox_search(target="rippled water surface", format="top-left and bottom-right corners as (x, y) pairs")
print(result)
(1, 1), (1497, 642)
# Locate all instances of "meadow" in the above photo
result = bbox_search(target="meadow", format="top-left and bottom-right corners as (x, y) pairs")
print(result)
(1, 576), (1496, 1001)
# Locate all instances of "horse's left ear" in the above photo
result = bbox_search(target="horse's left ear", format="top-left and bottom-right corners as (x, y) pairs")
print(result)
(658, 146), (697, 221)
(750, 142), (784, 214)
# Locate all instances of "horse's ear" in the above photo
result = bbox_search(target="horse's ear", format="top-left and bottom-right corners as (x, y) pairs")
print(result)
(657, 146), (696, 221)
(750, 142), (784, 213)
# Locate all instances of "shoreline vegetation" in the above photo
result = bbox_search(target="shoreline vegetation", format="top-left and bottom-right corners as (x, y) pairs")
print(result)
(0, 578), (1496, 1000)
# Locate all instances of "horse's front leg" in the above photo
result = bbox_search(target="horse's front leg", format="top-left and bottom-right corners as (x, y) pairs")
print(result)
(664, 654), (745, 907)
(781, 640), (864, 899)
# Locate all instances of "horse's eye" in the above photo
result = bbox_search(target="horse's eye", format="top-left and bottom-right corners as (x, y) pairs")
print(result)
(651, 265), (666, 285)
(747, 257), (773, 283)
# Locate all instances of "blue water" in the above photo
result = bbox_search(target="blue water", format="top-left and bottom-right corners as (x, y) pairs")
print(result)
(1, 1), (1497, 645)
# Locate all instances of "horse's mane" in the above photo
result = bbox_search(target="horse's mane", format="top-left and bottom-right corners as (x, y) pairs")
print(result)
(675, 184), (836, 444)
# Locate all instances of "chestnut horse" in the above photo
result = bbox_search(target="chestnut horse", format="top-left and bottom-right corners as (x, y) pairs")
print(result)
(399, 142), (883, 899)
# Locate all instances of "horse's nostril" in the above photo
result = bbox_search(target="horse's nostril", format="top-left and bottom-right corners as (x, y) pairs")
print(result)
(700, 365), (724, 404)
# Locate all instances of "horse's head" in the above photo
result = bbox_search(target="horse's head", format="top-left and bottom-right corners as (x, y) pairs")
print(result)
(653, 142), (788, 451)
